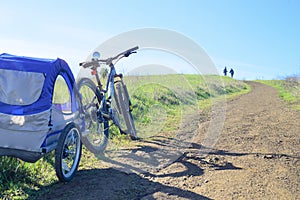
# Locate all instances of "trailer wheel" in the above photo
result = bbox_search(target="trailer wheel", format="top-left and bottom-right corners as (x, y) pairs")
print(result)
(55, 123), (82, 182)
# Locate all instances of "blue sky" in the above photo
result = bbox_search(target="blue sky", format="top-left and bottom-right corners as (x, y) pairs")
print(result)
(1, 0), (299, 80)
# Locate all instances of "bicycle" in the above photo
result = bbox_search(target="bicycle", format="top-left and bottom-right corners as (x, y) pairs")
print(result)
(77, 46), (139, 154)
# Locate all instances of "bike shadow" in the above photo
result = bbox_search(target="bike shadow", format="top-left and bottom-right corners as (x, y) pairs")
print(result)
(100, 135), (244, 174)
(27, 167), (211, 200)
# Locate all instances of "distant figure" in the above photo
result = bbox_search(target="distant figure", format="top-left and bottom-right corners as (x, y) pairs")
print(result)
(223, 67), (228, 76)
(229, 68), (234, 78)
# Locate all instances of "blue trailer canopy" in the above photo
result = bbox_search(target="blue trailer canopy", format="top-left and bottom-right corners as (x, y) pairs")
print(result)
(0, 53), (76, 115)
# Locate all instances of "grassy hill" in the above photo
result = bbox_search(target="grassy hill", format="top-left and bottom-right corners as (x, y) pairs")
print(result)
(125, 75), (249, 138)
(257, 76), (300, 110)
(0, 74), (249, 199)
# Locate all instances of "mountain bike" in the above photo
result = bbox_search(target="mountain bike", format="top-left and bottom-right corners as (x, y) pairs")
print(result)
(78, 46), (138, 154)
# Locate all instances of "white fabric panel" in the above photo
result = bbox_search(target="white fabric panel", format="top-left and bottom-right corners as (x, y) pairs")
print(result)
(0, 110), (50, 132)
(0, 107), (81, 152)
(0, 69), (45, 105)
(0, 127), (48, 152)
(0, 110), (50, 152)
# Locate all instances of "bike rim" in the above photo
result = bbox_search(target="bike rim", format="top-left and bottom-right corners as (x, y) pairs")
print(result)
(61, 128), (81, 178)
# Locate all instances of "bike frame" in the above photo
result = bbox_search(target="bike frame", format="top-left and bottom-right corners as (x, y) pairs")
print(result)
(91, 63), (116, 119)
(91, 64), (114, 94)
(79, 46), (138, 139)
(89, 57), (131, 124)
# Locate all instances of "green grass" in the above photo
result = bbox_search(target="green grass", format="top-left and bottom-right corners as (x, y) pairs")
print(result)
(0, 154), (57, 199)
(257, 77), (300, 110)
(0, 74), (249, 198)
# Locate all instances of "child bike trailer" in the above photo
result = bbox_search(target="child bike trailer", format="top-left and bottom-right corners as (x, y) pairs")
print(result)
(0, 53), (82, 182)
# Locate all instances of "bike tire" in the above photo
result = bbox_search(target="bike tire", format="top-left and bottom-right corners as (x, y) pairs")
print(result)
(114, 82), (138, 140)
(55, 123), (82, 182)
(77, 78), (109, 154)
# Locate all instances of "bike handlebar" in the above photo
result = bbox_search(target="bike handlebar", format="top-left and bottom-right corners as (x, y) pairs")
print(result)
(80, 46), (139, 68)
(114, 46), (139, 59)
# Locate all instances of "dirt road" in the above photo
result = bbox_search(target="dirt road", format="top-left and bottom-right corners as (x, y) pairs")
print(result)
(31, 82), (299, 199)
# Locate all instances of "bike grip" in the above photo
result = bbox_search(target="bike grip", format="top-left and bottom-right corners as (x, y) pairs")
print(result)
(124, 46), (139, 57)
(129, 46), (139, 52)
(79, 62), (94, 68)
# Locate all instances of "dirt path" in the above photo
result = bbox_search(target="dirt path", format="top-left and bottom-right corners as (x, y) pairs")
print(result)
(31, 82), (300, 200)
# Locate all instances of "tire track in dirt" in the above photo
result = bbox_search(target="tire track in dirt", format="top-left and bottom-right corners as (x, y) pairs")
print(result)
(31, 81), (299, 200)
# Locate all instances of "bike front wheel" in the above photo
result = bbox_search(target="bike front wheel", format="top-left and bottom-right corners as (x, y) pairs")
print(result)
(77, 78), (109, 154)
(114, 81), (138, 140)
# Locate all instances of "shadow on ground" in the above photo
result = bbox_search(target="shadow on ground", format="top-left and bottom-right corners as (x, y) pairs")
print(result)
(26, 136), (298, 200)
(26, 137), (238, 200)
(27, 167), (210, 200)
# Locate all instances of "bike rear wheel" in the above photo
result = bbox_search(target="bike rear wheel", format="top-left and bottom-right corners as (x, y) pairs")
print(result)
(77, 78), (109, 154)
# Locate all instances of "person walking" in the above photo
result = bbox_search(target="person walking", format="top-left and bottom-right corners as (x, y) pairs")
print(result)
(229, 68), (234, 78)
(223, 67), (228, 76)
